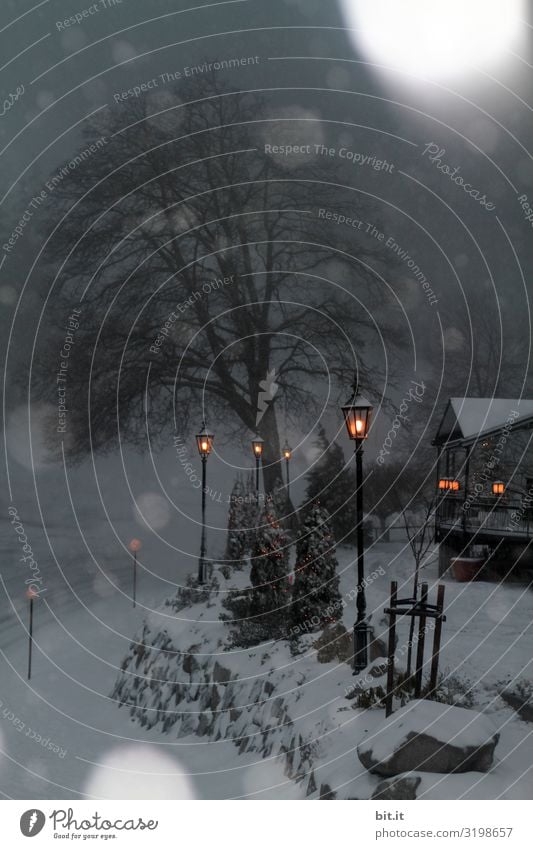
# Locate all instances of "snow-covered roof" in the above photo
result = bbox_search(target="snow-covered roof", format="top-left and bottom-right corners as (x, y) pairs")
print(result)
(434, 397), (533, 446)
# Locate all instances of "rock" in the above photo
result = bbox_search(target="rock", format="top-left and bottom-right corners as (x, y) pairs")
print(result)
(358, 700), (499, 777)
(500, 688), (533, 723)
(368, 617), (396, 662)
(197, 712), (213, 736)
(319, 783), (336, 799)
(306, 771), (317, 796)
(183, 652), (199, 674)
(213, 661), (232, 683)
(372, 775), (421, 800)
(271, 697), (284, 719)
(368, 659), (388, 678)
(314, 623), (353, 664)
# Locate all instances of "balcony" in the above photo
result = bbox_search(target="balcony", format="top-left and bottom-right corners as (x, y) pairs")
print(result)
(436, 495), (533, 541)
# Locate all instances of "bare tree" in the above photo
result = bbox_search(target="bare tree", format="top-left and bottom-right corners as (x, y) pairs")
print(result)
(33, 75), (404, 492)
(401, 497), (437, 676)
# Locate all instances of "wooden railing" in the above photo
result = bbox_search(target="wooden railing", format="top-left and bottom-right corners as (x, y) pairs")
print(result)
(436, 496), (533, 539)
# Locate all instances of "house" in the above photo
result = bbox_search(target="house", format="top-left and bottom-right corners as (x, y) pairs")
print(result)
(433, 398), (533, 577)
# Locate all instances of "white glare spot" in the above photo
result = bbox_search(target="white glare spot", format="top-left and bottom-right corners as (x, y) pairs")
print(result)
(112, 41), (137, 64)
(6, 404), (60, 469)
(84, 745), (196, 799)
(340, 0), (526, 82)
(0, 285), (17, 304)
(135, 492), (171, 530)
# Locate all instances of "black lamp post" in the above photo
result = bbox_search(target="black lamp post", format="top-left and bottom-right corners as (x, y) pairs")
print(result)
(283, 441), (292, 496)
(341, 378), (373, 675)
(252, 435), (264, 494)
(196, 422), (214, 583)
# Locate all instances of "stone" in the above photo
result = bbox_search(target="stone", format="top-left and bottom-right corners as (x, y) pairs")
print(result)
(500, 688), (533, 723)
(314, 622), (353, 664)
(213, 661), (232, 683)
(319, 783), (336, 799)
(182, 652), (199, 674)
(306, 771), (317, 796)
(372, 775), (421, 800)
(368, 659), (388, 678)
(358, 700), (499, 777)
(368, 617), (396, 662)
(271, 697), (284, 718)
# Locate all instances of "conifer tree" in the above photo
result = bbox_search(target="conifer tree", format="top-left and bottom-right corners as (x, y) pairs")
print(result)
(304, 426), (356, 545)
(225, 476), (247, 567)
(291, 503), (343, 633)
(248, 496), (290, 638)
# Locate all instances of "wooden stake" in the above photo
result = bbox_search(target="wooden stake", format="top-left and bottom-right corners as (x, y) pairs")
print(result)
(385, 581), (398, 718)
(414, 583), (429, 698)
(133, 551), (137, 608)
(429, 584), (446, 695)
(28, 596), (34, 680)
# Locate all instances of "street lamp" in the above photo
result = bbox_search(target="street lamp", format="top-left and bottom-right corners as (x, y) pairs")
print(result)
(128, 538), (142, 608)
(252, 435), (264, 494)
(492, 481), (505, 495)
(341, 377), (373, 675)
(283, 440), (292, 496)
(196, 422), (214, 584)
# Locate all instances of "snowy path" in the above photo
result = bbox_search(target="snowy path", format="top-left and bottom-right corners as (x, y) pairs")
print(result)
(0, 526), (303, 800)
(1, 525), (532, 799)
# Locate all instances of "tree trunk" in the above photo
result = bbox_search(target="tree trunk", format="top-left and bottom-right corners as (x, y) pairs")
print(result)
(257, 403), (284, 494)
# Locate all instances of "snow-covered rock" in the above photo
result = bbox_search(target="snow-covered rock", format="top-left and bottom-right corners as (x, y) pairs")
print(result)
(372, 774), (421, 799)
(500, 684), (533, 723)
(358, 700), (499, 776)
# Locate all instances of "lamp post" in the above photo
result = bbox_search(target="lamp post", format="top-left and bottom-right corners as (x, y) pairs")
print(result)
(252, 435), (264, 494)
(27, 586), (38, 680)
(341, 378), (373, 675)
(283, 441), (292, 496)
(128, 538), (142, 607)
(196, 422), (214, 584)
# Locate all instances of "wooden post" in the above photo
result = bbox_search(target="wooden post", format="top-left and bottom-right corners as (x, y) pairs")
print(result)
(462, 446), (471, 540)
(429, 585), (446, 694)
(133, 551), (137, 608)
(28, 595), (34, 680)
(414, 583), (428, 697)
(385, 581), (397, 718)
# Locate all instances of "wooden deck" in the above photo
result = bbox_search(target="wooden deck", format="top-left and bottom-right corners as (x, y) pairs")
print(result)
(436, 496), (533, 543)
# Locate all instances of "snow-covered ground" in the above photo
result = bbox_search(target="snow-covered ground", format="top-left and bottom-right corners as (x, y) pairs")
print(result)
(2, 469), (533, 800)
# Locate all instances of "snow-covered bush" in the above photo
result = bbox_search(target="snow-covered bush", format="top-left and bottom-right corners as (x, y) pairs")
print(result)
(222, 496), (290, 646)
(225, 476), (248, 567)
(290, 503), (342, 635)
(353, 671), (475, 711)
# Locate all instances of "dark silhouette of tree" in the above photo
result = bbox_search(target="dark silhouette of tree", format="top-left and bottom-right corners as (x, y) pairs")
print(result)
(304, 426), (357, 544)
(33, 73), (403, 492)
(291, 503), (342, 633)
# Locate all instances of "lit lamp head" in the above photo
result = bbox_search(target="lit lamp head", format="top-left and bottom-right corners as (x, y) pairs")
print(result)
(341, 379), (373, 441)
(492, 481), (505, 495)
(128, 538), (142, 553)
(438, 478), (460, 492)
(283, 441), (292, 461)
(196, 423), (214, 459)
(252, 435), (264, 458)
